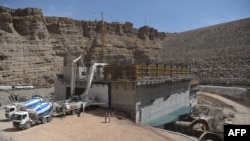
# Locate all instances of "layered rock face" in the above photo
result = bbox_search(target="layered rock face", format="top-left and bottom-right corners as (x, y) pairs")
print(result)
(0, 7), (63, 86)
(0, 6), (249, 86)
(0, 7), (165, 86)
(161, 18), (250, 79)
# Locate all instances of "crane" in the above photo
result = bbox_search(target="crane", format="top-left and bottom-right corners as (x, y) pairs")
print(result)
(81, 63), (107, 101)
(70, 55), (84, 97)
(70, 56), (107, 105)
(100, 12), (105, 63)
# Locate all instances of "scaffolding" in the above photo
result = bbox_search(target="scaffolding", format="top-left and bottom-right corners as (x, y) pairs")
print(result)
(103, 64), (191, 81)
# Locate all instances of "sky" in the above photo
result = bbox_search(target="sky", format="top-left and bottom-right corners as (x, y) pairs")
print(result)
(1, 0), (250, 33)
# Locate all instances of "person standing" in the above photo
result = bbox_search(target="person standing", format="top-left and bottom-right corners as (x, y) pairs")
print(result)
(104, 112), (108, 123)
(108, 113), (111, 123)
(77, 109), (81, 117)
(63, 108), (66, 118)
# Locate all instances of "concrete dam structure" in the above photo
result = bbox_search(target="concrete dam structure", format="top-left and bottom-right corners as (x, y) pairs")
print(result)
(54, 55), (193, 125)
(111, 79), (191, 126)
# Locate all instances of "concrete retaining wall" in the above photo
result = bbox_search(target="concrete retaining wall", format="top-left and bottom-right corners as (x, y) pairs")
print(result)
(136, 80), (191, 125)
(54, 80), (68, 101)
(138, 90), (190, 125)
(198, 85), (250, 105)
(89, 84), (109, 107)
(111, 82), (136, 111)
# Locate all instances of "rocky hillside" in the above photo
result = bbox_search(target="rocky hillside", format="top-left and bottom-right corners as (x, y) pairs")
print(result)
(0, 6), (165, 86)
(161, 18), (250, 79)
(0, 6), (249, 86)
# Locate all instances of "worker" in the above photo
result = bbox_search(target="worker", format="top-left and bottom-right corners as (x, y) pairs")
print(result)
(108, 112), (111, 123)
(7, 113), (10, 121)
(82, 103), (86, 116)
(62, 108), (66, 118)
(77, 109), (81, 117)
(105, 112), (108, 123)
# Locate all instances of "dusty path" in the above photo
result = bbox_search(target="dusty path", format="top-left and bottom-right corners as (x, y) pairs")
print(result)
(197, 92), (250, 124)
(0, 108), (174, 141)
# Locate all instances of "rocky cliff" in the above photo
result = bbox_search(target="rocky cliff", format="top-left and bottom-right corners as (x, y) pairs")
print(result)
(0, 7), (165, 86)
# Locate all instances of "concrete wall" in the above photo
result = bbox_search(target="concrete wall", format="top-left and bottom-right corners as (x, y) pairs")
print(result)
(135, 80), (190, 125)
(54, 79), (68, 101)
(136, 81), (190, 109)
(138, 91), (190, 126)
(63, 66), (72, 81)
(89, 84), (109, 107)
(198, 85), (250, 105)
(111, 82), (136, 111)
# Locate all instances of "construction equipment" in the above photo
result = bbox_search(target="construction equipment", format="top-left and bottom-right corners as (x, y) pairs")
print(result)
(52, 56), (83, 116)
(5, 97), (43, 120)
(78, 62), (107, 107)
(12, 102), (53, 129)
(68, 62), (107, 108)
(100, 12), (105, 62)
(52, 55), (107, 116)
(69, 55), (107, 104)
(70, 55), (85, 97)
(52, 100), (84, 116)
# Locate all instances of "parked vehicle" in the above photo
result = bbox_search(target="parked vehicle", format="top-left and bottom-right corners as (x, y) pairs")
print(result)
(52, 100), (85, 116)
(12, 102), (52, 129)
(5, 97), (43, 120)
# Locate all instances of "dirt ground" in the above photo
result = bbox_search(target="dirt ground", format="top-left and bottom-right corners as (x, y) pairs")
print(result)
(4, 89), (248, 141)
(0, 88), (197, 141)
(196, 92), (250, 125)
(1, 90), (249, 141)
(0, 108), (176, 141)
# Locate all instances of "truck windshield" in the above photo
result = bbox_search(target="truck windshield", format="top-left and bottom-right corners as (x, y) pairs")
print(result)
(5, 108), (15, 112)
(12, 114), (22, 120)
(10, 108), (15, 112)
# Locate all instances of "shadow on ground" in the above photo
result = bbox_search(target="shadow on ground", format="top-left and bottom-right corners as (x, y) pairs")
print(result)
(3, 128), (21, 132)
(86, 107), (131, 121)
(0, 118), (10, 122)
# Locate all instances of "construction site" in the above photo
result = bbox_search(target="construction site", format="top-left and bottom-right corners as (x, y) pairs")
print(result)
(0, 53), (199, 140)
(0, 23), (248, 141)
(3, 54), (247, 141)
(1, 55), (250, 141)
(54, 54), (193, 125)
(0, 5), (250, 141)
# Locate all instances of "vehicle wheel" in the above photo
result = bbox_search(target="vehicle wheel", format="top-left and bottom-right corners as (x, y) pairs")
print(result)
(47, 117), (52, 122)
(25, 122), (31, 129)
(71, 109), (76, 115)
(42, 118), (47, 124)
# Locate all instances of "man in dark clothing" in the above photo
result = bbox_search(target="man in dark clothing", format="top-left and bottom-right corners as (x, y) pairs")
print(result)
(77, 109), (81, 117)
